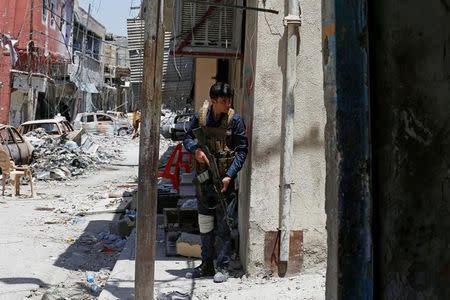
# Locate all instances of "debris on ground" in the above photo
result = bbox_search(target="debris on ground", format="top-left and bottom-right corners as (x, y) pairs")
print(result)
(25, 130), (124, 181)
(156, 291), (191, 300)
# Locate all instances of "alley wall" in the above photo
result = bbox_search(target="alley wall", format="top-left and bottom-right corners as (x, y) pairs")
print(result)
(237, 0), (326, 275)
(371, 0), (450, 298)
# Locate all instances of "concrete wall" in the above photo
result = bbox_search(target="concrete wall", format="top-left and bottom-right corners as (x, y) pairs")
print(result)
(322, 0), (372, 297)
(9, 91), (27, 127)
(371, 1), (450, 298)
(194, 58), (216, 111)
(240, 0), (326, 275)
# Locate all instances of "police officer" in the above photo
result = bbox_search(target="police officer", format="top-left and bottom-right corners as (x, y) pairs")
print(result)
(183, 82), (248, 283)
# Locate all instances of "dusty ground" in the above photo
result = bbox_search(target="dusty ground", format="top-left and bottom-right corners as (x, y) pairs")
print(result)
(0, 135), (141, 300)
(0, 134), (326, 300)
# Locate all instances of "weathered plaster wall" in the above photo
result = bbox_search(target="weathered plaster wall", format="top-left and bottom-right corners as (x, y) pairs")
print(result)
(371, 1), (450, 298)
(194, 58), (217, 111)
(242, 0), (326, 275)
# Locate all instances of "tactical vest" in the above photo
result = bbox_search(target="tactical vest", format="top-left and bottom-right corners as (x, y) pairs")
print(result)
(196, 100), (235, 177)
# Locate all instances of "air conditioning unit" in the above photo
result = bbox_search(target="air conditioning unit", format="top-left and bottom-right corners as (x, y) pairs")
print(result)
(173, 0), (243, 57)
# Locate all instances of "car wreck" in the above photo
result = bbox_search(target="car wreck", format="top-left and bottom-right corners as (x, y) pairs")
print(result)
(0, 124), (34, 165)
(18, 116), (84, 145)
(73, 112), (132, 136)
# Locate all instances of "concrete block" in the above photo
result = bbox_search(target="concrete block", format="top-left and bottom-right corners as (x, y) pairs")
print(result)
(176, 232), (202, 258)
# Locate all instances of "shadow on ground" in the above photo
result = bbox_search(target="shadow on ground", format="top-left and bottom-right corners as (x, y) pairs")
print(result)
(54, 215), (123, 272)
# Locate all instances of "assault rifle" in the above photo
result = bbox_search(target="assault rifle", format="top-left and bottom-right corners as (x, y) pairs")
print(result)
(192, 127), (233, 229)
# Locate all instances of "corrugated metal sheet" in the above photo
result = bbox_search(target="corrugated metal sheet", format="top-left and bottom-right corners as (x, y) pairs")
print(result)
(162, 31), (194, 104)
(180, 0), (234, 47)
(174, 0), (242, 55)
(127, 18), (145, 83)
(126, 22), (194, 103)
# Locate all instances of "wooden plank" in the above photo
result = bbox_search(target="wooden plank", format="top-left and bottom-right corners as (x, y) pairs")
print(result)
(135, 1), (164, 299)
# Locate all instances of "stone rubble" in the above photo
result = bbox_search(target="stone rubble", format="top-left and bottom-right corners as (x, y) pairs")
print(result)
(25, 129), (124, 181)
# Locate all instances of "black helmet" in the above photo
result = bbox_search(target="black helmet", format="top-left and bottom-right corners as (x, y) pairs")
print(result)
(209, 82), (234, 100)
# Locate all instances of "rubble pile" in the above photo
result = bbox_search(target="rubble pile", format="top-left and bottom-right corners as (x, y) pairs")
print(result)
(160, 108), (177, 128)
(25, 130), (123, 180)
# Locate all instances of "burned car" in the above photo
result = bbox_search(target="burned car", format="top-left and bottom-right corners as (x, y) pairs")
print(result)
(18, 116), (83, 145)
(73, 112), (131, 136)
(0, 124), (34, 165)
(105, 111), (128, 120)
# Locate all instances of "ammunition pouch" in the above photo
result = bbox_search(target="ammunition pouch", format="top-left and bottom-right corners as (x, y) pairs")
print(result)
(194, 152), (234, 179)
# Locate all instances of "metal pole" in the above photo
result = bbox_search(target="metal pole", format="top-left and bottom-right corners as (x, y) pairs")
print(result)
(135, 0), (164, 299)
(27, 0), (35, 121)
(279, 0), (301, 276)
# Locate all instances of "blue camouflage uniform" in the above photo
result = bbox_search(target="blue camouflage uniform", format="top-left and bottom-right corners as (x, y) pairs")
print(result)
(183, 106), (248, 270)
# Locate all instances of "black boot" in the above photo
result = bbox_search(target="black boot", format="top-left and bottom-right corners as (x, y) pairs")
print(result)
(185, 260), (215, 279)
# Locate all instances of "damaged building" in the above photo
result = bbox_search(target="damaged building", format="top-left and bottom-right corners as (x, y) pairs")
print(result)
(0, 0), (131, 126)
(0, 0), (75, 126)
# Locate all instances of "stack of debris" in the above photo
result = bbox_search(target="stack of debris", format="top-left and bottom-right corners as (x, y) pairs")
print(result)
(25, 129), (122, 180)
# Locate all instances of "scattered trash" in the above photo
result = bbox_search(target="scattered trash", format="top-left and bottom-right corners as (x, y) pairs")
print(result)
(86, 273), (95, 283)
(65, 236), (75, 243)
(79, 234), (97, 245)
(70, 216), (85, 225)
(157, 291), (191, 300)
(90, 283), (100, 294)
(97, 231), (110, 241)
(114, 238), (127, 249)
(178, 198), (197, 209)
(125, 209), (136, 219)
(100, 246), (117, 253)
(44, 219), (61, 225)
(34, 207), (55, 211)
(107, 234), (120, 241)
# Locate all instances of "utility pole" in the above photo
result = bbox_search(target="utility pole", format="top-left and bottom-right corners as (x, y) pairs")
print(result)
(73, 4), (91, 117)
(26, 0), (35, 121)
(135, 0), (164, 299)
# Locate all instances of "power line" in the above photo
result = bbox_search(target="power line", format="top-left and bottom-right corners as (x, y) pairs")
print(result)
(32, 29), (132, 62)
(8, 2), (131, 52)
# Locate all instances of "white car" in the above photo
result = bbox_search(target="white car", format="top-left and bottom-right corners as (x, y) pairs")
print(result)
(73, 112), (131, 136)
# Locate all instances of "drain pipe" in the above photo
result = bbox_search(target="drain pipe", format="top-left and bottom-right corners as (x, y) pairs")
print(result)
(279, 0), (301, 276)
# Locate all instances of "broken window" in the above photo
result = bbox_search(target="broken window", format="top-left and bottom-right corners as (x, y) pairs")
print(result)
(50, 0), (56, 28)
(42, 0), (48, 23)
(86, 115), (95, 123)
(60, 0), (66, 30)
(97, 114), (112, 122)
